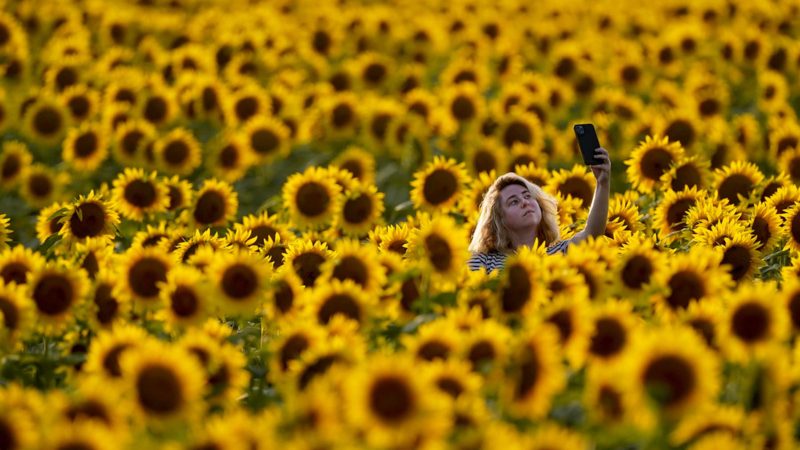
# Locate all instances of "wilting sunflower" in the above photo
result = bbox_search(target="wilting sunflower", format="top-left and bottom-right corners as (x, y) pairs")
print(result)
(318, 239), (385, 296)
(406, 214), (468, 283)
(0, 141), (33, 189)
(153, 127), (202, 176)
(410, 156), (470, 213)
(207, 249), (271, 317)
(650, 247), (733, 317)
(62, 122), (108, 171)
(712, 161), (765, 208)
(20, 163), (68, 209)
(333, 181), (385, 237)
(543, 165), (594, 209)
(652, 186), (706, 243)
(501, 324), (564, 419)
(22, 96), (71, 145)
(626, 326), (719, 417)
(111, 168), (170, 221)
(718, 283), (790, 362)
(112, 119), (155, 167)
(626, 135), (685, 193)
(283, 166), (342, 230)
(26, 261), (89, 335)
(0, 279), (33, 351)
(345, 355), (449, 448)
(189, 178), (239, 229)
(59, 192), (119, 245)
(120, 339), (205, 424)
(116, 246), (174, 307)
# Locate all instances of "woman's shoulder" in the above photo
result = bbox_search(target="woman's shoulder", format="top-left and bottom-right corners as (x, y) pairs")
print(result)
(467, 250), (508, 272)
(546, 238), (572, 255)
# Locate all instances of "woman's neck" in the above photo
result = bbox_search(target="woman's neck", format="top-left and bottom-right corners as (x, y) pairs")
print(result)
(508, 225), (538, 250)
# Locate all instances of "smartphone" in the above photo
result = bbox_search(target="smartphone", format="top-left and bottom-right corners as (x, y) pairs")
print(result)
(573, 123), (603, 166)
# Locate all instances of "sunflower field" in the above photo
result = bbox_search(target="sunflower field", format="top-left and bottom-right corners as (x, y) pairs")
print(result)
(2, 0), (800, 448)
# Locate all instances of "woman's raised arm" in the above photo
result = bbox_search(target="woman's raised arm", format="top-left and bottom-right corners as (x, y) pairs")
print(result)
(570, 147), (611, 245)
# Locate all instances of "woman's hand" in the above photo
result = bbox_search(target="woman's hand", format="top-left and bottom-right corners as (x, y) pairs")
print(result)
(590, 147), (611, 185)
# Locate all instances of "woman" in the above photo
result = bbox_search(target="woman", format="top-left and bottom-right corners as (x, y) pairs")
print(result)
(467, 147), (611, 272)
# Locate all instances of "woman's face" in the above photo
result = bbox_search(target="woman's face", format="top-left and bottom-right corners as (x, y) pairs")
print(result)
(499, 184), (541, 232)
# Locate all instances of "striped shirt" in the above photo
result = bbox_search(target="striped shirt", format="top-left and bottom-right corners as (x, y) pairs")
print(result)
(467, 239), (572, 273)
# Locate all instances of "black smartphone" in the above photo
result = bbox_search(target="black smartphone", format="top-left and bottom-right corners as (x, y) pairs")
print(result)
(573, 123), (602, 166)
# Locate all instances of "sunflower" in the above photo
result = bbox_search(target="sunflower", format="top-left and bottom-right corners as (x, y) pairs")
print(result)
(778, 147), (800, 185)
(464, 138), (507, 177)
(0, 279), (33, 351)
(111, 168), (170, 221)
(758, 71), (789, 113)
(669, 403), (745, 447)
(261, 270), (302, 320)
(410, 156), (470, 213)
(44, 420), (117, 450)
(59, 192), (119, 245)
(318, 239), (385, 297)
(116, 245), (174, 307)
(25, 261), (89, 335)
(626, 135), (685, 193)
(305, 279), (372, 328)
(156, 265), (210, 329)
(204, 132), (251, 183)
(0, 244), (46, 287)
(59, 84), (99, 123)
(501, 324), (564, 419)
(406, 214), (468, 283)
(562, 241), (612, 301)
(650, 247), (733, 318)
(153, 127), (202, 176)
(20, 164), (68, 209)
(183, 335), (249, 409)
(283, 239), (333, 288)
(423, 358), (482, 402)
(535, 294), (592, 368)
(120, 339), (205, 424)
(683, 196), (741, 232)
(703, 228), (763, 283)
(332, 145), (376, 186)
(652, 186), (706, 243)
(88, 269), (129, 330)
(345, 355), (449, 448)
(22, 96), (70, 145)
(282, 166), (342, 230)
(59, 375), (128, 432)
(240, 115), (291, 165)
(712, 161), (765, 207)
(747, 202), (782, 252)
(172, 229), (225, 264)
(319, 91), (361, 138)
(604, 193), (643, 239)
(768, 120), (800, 161)
(207, 249), (271, 317)
(110, 119), (153, 166)
(369, 223), (409, 257)
(660, 155), (711, 192)
(71, 236), (115, 282)
(137, 82), (177, 127)
(612, 237), (663, 298)
(162, 174), (193, 212)
(62, 122), (108, 171)
(441, 81), (485, 128)
(401, 319), (462, 362)
(333, 181), (385, 237)
(492, 249), (546, 317)
(0, 141), (32, 189)
(545, 164), (596, 208)
(190, 178), (239, 229)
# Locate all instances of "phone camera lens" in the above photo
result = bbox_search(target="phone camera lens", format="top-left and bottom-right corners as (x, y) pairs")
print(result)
(575, 125), (584, 135)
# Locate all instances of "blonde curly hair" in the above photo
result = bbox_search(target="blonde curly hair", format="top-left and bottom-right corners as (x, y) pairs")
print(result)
(468, 172), (560, 254)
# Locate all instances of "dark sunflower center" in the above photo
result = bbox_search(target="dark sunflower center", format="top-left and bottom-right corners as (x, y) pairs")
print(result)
(370, 113), (391, 141)
(558, 177), (593, 207)
(29, 173), (53, 198)
(546, 310), (573, 343)
(621, 254), (653, 289)
(143, 96), (168, 124)
(666, 271), (705, 309)
(81, 252), (99, 280)
(65, 400), (111, 424)
(369, 376), (414, 423)
(332, 256), (368, 286)
(221, 263), (258, 299)
(722, 245), (752, 282)
(340, 160), (363, 180)
(1, 262), (29, 285)
(642, 354), (696, 408)
(422, 168), (458, 205)
(136, 364), (183, 414)
(279, 334), (309, 372)
(424, 234), (453, 272)
(363, 63), (386, 85)
(193, 191), (226, 225)
(664, 119), (694, 148)
(343, 194), (372, 224)
(163, 140), (189, 165)
(671, 165), (702, 190)
(621, 65), (640, 84)
(124, 179), (157, 208)
(718, 174), (753, 205)
(68, 96), (90, 119)
(201, 87), (218, 112)
(640, 147), (674, 181)
(501, 264), (532, 313)
(450, 95), (476, 121)
(296, 182), (330, 217)
(331, 103), (354, 128)
(467, 340), (495, 370)
(298, 354), (339, 390)
(170, 286), (199, 317)
(128, 257), (168, 299)
(666, 198), (695, 231)
(74, 132), (98, 158)
(0, 296), (19, 330)
(102, 344), (130, 377)
(33, 274), (74, 316)
(473, 149), (497, 173)
(731, 302), (769, 343)
(514, 344), (540, 400)
(417, 340), (450, 361)
(590, 317), (626, 358)
(293, 252), (325, 287)
(688, 318), (715, 348)
(400, 277), (420, 312)
(698, 98), (720, 117)
(33, 106), (62, 136)
(317, 293), (360, 324)
(1, 154), (20, 179)
(120, 130), (144, 156)
(93, 283), (118, 325)
(69, 202), (106, 238)
(436, 376), (464, 398)
(266, 245), (287, 269)
(502, 120), (532, 148)
(790, 210), (800, 245)
(598, 386), (624, 419)
(251, 129), (279, 155)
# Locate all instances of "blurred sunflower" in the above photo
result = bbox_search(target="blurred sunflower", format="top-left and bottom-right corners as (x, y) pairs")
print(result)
(402, 319), (462, 362)
(137, 81), (177, 127)
(332, 146), (376, 186)
(626, 135), (685, 193)
(111, 168), (170, 221)
(153, 127), (202, 176)
(44, 420), (116, 450)
(758, 71), (789, 113)
(203, 133), (249, 184)
(22, 95), (71, 146)
(283, 167), (342, 230)
(537, 295), (592, 368)
(283, 239), (332, 288)
(410, 156), (470, 213)
(62, 122), (108, 171)
(0, 141), (32, 189)
(746, 202), (781, 252)
(650, 247), (733, 317)
(59, 84), (99, 123)
(464, 138), (507, 177)
(88, 269), (128, 330)
(703, 227), (763, 283)
(406, 214), (468, 283)
(72, 236), (114, 281)
(208, 249), (271, 317)
(157, 265), (210, 329)
(306, 279), (372, 328)
(20, 164), (69, 209)
(319, 91), (361, 138)
(660, 155), (711, 192)
(545, 165), (596, 208)
(111, 118), (155, 166)
(263, 270), (303, 320)
(190, 178), (239, 229)
(768, 120), (800, 161)
(719, 283), (790, 363)
(26, 261), (89, 335)
(319, 239), (385, 296)
(612, 236), (663, 298)
(712, 161), (764, 207)
(441, 82), (485, 129)
(0, 279), (33, 351)
(241, 115), (291, 165)
(59, 192), (119, 245)
(120, 340), (205, 425)
(116, 245), (174, 307)
(173, 229), (224, 264)
(0, 245), (45, 287)
(778, 147), (800, 184)
(652, 186), (705, 243)
(781, 203), (800, 254)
